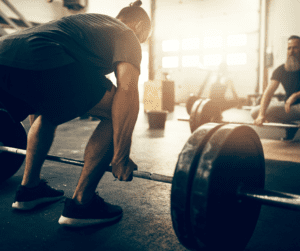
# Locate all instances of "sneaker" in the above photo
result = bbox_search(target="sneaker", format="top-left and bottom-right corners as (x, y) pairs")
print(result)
(12, 180), (64, 210)
(58, 193), (123, 227)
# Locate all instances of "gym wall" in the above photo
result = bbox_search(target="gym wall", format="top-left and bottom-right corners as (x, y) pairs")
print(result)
(153, 0), (261, 103)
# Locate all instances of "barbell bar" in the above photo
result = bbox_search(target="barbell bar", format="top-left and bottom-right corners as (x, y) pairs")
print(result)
(1, 112), (300, 250)
(238, 186), (300, 211)
(178, 117), (300, 128)
(179, 98), (300, 135)
(0, 145), (173, 184)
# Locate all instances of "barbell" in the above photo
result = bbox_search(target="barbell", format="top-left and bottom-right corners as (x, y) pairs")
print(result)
(180, 98), (300, 138)
(1, 109), (300, 251)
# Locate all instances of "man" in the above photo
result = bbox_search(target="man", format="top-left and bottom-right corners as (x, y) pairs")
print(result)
(0, 0), (151, 227)
(252, 35), (300, 125)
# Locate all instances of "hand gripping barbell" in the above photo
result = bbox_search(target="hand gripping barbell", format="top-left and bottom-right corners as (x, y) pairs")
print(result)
(1, 109), (300, 251)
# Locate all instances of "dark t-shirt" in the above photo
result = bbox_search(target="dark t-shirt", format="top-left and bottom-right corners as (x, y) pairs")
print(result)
(0, 13), (142, 75)
(271, 64), (300, 104)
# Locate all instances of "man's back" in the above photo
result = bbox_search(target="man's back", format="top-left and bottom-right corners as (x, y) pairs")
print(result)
(0, 14), (141, 74)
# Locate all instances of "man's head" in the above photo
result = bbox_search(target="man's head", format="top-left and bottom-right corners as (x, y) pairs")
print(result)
(116, 0), (151, 43)
(285, 35), (300, 72)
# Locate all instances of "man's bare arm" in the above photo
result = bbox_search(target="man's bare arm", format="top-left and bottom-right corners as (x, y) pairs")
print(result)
(254, 80), (280, 125)
(285, 91), (300, 113)
(110, 62), (140, 180)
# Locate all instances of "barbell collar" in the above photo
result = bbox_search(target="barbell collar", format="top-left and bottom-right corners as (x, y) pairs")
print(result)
(238, 187), (300, 211)
(0, 146), (172, 184)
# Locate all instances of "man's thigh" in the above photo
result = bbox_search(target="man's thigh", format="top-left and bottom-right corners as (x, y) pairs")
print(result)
(251, 102), (286, 121)
(289, 103), (300, 121)
(0, 63), (113, 125)
(265, 102), (300, 123)
(86, 85), (117, 119)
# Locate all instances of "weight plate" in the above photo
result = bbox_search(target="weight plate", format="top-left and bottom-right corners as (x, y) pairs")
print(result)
(171, 123), (223, 250)
(189, 99), (203, 133)
(0, 109), (27, 183)
(191, 99), (222, 133)
(190, 124), (265, 251)
(186, 95), (199, 115)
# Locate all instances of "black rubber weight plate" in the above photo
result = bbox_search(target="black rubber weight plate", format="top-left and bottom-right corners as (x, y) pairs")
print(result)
(189, 99), (203, 133)
(171, 123), (223, 250)
(0, 110), (27, 183)
(191, 99), (222, 133)
(190, 124), (265, 251)
(186, 95), (199, 115)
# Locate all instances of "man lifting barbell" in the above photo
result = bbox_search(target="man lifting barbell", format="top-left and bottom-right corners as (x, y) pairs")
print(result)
(252, 35), (300, 125)
(0, 0), (151, 227)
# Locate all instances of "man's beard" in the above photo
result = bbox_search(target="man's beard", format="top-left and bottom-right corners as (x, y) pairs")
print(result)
(285, 55), (300, 72)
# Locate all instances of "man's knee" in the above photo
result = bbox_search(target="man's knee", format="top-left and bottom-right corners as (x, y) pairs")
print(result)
(30, 114), (57, 134)
(250, 106), (260, 119)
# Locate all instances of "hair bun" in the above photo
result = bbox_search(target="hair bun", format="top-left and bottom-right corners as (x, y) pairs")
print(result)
(130, 0), (142, 7)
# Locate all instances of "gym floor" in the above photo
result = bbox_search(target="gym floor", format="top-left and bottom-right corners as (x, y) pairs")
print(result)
(1, 104), (300, 251)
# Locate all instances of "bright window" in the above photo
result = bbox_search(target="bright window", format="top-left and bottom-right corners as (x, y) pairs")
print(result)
(227, 53), (247, 65)
(203, 54), (222, 66)
(162, 56), (179, 68)
(162, 39), (179, 52)
(227, 34), (247, 47)
(182, 38), (200, 50)
(182, 55), (200, 67)
(204, 36), (223, 48)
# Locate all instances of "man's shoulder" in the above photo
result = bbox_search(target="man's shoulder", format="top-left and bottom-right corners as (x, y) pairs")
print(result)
(270, 64), (285, 81)
(274, 64), (285, 72)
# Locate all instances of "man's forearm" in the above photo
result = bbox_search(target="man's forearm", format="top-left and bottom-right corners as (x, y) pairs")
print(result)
(111, 88), (139, 166)
(292, 91), (300, 100)
(258, 93), (272, 117)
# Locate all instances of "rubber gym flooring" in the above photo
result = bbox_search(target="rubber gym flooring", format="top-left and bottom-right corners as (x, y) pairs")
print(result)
(1, 104), (300, 251)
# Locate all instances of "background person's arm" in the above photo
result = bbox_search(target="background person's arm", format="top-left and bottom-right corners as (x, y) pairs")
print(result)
(111, 62), (140, 181)
(254, 80), (280, 125)
(285, 91), (300, 113)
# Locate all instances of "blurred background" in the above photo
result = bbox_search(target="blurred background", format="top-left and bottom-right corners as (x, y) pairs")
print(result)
(1, 0), (299, 105)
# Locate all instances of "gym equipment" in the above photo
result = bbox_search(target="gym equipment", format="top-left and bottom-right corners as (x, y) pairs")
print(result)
(186, 94), (199, 115)
(180, 98), (300, 137)
(185, 70), (246, 115)
(171, 122), (224, 249)
(2, 109), (300, 251)
(0, 109), (27, 183)
(0, 145), (172, 184)
(185, 70), (212, 115)
(189, 123), (265, 251)
(188, 99), (221, 133)
(188, 99), (203, 134)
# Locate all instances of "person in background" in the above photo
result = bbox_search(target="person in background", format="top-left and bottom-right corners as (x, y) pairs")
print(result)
(208, 61), (240, 112)
(252, 35), (300, 125)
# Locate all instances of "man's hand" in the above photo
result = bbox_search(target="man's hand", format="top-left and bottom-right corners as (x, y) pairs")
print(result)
(112, 158), (138, 181)
(285, 93), (297, 113)
(254, 114), (268, 126)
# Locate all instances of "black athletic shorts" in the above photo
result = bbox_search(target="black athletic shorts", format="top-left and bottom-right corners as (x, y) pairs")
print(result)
(0, 62), (113, 125)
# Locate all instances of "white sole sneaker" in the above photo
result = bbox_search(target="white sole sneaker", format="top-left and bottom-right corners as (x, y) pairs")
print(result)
(58, 213), (122, 227)
(12, 196), (64, 210)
